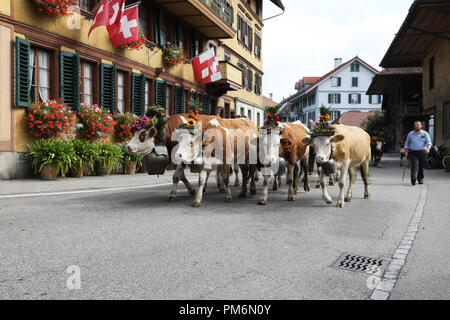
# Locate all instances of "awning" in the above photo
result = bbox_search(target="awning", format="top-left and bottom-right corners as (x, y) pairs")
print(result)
(270, 0), (285, 11)
(380, 0), (450, 68)
(367, 68), (423, 95)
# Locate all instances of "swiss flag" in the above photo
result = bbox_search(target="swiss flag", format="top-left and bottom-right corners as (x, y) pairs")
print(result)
(88, 0), (125, 38)
(107, 4), (139, 48)
(192, 48), (222, 85)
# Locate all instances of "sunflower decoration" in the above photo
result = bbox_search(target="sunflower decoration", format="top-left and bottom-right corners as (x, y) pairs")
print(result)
(261, 105), (282, 129)
(180, 98), (201, 129)
(311, 105), (336, 136)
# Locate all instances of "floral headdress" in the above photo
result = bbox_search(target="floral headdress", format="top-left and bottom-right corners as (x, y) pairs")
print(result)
(311, 105), (336, 136)
(261, 105), (281, 130)
(179, 98), (201, 129)
(134, 116), (154, 131)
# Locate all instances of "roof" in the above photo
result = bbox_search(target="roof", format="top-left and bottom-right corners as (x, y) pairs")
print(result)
(295, 77), (321, 90)
(262, 95), (278, 107)
(270, 0), (285, 11)
(283, 56), (380, 104)
(367, 68), (423, 95)
(380, 0), (450, 68)
(278, 102), (292, 116)
(332, 112), (375, 128)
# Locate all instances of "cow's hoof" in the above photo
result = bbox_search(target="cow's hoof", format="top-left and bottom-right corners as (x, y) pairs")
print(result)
(324, 197), (333, 204)
(234, 182), (240, 187)
(238, 192), (246, 198)
(250, 189), (257, 196)
(169, 195), (176, 202)
(258, 199), (267, 205)
(192, 201), (201, 208)
(329, 182), (335, 186)
(337, 202), (345, 208)
(190, 189), (197, 196)
(365, 194), (371, 199)
(315, 184), (321, 189)
(272, 186), (279, 191)
(225, 197), (232, 203)
(344, 197), (352, 203)
(288, 196), (296, 201)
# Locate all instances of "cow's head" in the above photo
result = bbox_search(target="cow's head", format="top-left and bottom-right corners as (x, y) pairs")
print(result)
(126, 117), (158, 156)
(172, 128), (203, 165)
(258, 128), (282, 166)
(302, 134), (345, 164)
(375, 141), (383, 152)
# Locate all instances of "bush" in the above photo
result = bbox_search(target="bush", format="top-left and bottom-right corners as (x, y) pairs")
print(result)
(114, 113), (137, 142)
(26, 139), (76, 177)
(362, 111), (387, 137)
(21, 100), (74, 139)
(76, 104), (116, 141)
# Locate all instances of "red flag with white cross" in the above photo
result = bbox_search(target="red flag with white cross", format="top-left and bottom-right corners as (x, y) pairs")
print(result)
(192, 47), (222, 85)
(107, 2), (139, 48)
(88, 0), (125, 38)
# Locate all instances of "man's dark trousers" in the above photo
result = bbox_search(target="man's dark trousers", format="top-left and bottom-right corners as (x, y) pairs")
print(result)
(410, 150), (426, 182)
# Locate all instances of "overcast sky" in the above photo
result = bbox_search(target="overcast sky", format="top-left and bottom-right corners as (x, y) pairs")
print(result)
(262, 0), (414, 102)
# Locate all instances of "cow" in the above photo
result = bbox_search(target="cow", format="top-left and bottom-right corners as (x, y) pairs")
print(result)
(371, 137), (385, 168)
(258, 123), (310, 205)
(302, 124), (371, 208)
(192, 117), (259, 207)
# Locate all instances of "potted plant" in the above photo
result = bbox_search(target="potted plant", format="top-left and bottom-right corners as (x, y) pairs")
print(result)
(114, 112), (138, 142)
(70, 140), (98, 177)
(26, 139), (76, 180)
(120, 31), (148, 51)
(34, 0), (76, 17)
(76, 104), (116, 142)
(93, 143), (123, 176)
(120, 143), (143, 175)
(162, 42), (189, 67)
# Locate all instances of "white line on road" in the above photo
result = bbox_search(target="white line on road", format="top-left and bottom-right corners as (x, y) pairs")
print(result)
(0, 181), (196, 200)
(369, 184), (428, 300)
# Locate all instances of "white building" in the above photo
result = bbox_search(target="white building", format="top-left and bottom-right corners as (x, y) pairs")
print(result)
(284, 57), (383, 123)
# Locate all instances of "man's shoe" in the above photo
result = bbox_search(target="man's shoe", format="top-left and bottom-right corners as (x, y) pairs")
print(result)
(411, 179), (416, 186)
(418, 180), (424, 184)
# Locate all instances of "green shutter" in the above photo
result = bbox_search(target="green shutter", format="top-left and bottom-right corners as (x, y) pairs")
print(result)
(100, 63), (116, 112)
(231, 6), (234, 26)
(60, 50), (80, 111)
(338, 94), (341, 104)
(328, 94), (331, 104)
(203, 95), (211, 115)
(153, 8), (161, 45)
(159, 10), (165, 46)
(155, 80), (167, 112)
(15, 37), (31, 107)
(358, 94), (361, 104)
(237, 15), (241, 41)
(369, 95), (372, 104)
(338, 77), (341, 87)
(349, 94), (352, 104)
(174, 86), (185, 114)
(132, 73), (145, 116)
(244, 21), (248, 46)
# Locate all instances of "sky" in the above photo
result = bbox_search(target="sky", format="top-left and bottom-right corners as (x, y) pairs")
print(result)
(262, 0), (414, 102)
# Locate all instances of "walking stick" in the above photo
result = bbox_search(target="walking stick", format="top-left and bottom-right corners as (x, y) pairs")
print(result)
(402, 157), (408, 182)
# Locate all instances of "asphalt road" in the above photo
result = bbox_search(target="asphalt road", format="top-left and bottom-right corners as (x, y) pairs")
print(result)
(0, 154), (448, 299)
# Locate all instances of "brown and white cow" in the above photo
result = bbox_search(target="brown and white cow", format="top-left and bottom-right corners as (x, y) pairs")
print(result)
(258, 123), (311, 205)
(371, 137), (385, 168)
(192, 117), (259, 207)
(302, 124), (371, 208)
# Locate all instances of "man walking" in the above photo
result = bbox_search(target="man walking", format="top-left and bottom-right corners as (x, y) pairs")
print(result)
(307, 119), (316, 175)
(404, 121), (432, 185)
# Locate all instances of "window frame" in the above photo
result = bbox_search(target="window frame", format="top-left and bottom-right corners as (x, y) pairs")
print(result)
(29, 46), (53, 105)
(80, 60), (94, 106)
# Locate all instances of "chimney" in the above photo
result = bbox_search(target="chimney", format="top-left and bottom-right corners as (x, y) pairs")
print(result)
(269, 93), (273, 100)
(334, 58), (342, 68)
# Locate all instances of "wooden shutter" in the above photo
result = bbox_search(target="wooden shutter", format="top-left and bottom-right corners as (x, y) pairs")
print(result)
(348, 94), (352, 104)
(358, 94), (361, 104)
(237, 15), (241, 41)
(100, 63), (116, 112)
(153, 8), (160, 45)
(328, 94), (331, 104)
(369, 95), (372, 104)
(338, 77), (341, 87)
(244, 21), (248, 46)
(231, 6), (234, 26)
(15, 37), (31, 107)
(60, 50), (80, 111)
(249, 27), (253, 50)
(132, 73), (145, 116)
(155, 80), (167, 111)
(338, 94), (341, 104)
(174, 86), (185, 114)
(203, 95), (211, 115)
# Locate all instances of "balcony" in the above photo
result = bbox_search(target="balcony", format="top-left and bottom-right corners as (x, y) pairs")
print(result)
(153, 0), (235, 39)
(206, 61), (243, 97)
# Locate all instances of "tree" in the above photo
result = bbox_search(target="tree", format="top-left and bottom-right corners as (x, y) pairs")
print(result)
(362, 111), (387, 137)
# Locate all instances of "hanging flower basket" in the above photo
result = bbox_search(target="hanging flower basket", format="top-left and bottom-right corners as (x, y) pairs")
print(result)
(162, 43), (189, 67)
(120, 31), (148, 51)
(35, 0), (77, 17)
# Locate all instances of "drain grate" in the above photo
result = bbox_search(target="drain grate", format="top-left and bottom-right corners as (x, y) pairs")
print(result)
(331, 253), (389, 276)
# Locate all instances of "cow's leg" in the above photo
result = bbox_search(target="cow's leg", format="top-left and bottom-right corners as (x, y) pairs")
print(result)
(316, 167), (322, 188)
(337, 162), (350, 208)
(344, 166), (357, 202)
(258, 171), (272, 205)
(192, 169), (209, 207)
(286, 162), (296, 201)
(301, 156), (310, 192)
(320, 169), (333, 205)
(329, 174), (335, 186)
(360, 158), (371, 199)
(203, 171), (211, 194)
(218, 165), (226, 193)
(224, 164), (232, 203)
(272, 173), (280, 191)
(169, 165), (193, 202)
(216, 166), (223, 191)
(234, 163), (240, 186)
(250, 165), (257, 195)
(293, 162), (300, 195)
(239, 164), (249, 198)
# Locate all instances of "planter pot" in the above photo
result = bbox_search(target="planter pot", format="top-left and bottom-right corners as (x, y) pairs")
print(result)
(124, 162), (137, 175)
(83, 162), (94, 176)
(96, 163), (110, 176)
(39, 164), (57, 180)
(71, 167), (84, 178)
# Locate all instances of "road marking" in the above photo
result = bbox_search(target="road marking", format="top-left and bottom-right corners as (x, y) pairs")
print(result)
(369, 184), (428, 300)
(0, 181), (197, 199)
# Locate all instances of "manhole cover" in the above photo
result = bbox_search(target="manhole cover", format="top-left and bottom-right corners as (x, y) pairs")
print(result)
(331, 253), (389, 276)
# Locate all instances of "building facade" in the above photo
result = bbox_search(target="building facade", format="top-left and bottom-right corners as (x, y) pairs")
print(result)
(282, 57), (382, 124)
(0, 0), (284, 179)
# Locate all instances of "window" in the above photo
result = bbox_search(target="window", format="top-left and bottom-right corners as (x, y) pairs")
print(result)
(248, 109), (252, 120)
(30, 47), (51, 104)
(254, 33), (261, 59)
(331, 111), (341, 120)
(81, 61), (93, 105)
(224, 52), (230, 61)
(369, 95), (381, 104)
(349, 93), (361, 104)
(145, 79), (150, 110)
(240, 107), (244, 116)
(78, 0), (95, 11)
(429, 57), (435, 90)
(328, 93), (341, 104)
(443, 101), (450, 139)
(117, 72), (125, 113)
(352, 77), (358, 87)
(331, 77), (341, 87)
(351, 61), (360, 72)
